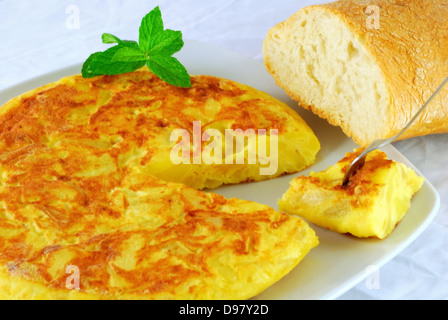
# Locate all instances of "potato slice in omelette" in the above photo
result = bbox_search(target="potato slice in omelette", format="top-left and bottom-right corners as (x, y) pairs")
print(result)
(0, 68), (319, 299)
(279, 149), (424, 239)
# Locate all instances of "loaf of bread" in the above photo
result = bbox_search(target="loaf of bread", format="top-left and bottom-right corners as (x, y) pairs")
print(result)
(263, 0), (448, 146)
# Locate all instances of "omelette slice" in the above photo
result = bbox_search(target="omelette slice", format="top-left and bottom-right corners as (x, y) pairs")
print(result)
(0, 68), (319, 299)
(279, 149), (424, 239)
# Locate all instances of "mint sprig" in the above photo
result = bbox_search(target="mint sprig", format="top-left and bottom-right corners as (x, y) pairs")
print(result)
(82, 6), (191, 88)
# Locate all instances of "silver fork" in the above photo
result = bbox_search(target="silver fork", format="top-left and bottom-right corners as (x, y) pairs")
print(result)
(342, 76), (448, 187)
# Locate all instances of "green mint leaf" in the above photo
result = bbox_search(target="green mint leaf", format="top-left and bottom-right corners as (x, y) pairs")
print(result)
(139, 6), (164, 52)
(147, 29), (184, 56)
(121, 40), (140, 46)
(110, 43), (146, 62)
(102, 33), (122, 44)
(81, 52), (104, 78)
(82, 6), (191, 87)
(146, 55), (191, 88)
(82, 44), (146, 78)
(102, 33), (140, 47)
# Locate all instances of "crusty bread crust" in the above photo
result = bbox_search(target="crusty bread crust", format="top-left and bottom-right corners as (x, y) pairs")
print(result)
(264, 0), (448, 146)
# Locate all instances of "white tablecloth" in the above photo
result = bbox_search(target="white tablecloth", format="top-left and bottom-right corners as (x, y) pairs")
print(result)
(0, 0), (446, 300)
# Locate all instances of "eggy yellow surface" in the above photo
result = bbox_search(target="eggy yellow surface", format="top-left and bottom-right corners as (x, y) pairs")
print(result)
(0, 68), (319, 299)
(279, 150), (424, 239)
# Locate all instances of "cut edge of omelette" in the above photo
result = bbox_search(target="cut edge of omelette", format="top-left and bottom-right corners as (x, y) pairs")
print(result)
(279, 149), (424, 239)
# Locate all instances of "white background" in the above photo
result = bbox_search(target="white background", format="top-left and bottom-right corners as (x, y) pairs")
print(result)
(0, 0), (447, 300)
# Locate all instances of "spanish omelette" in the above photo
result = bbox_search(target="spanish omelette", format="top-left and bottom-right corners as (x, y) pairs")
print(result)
(0, 68), (319, 299)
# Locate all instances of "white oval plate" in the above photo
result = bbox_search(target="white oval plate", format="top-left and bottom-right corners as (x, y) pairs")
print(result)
(0, 40), (440, 300)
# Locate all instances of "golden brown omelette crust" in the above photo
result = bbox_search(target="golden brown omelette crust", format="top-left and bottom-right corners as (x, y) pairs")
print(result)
(0, 135), (308, 299)
(0, 69), (288, 154)
(0, 67), (319, 191)
(0, 69), (317, 299)
(337, 149), (392, 196)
